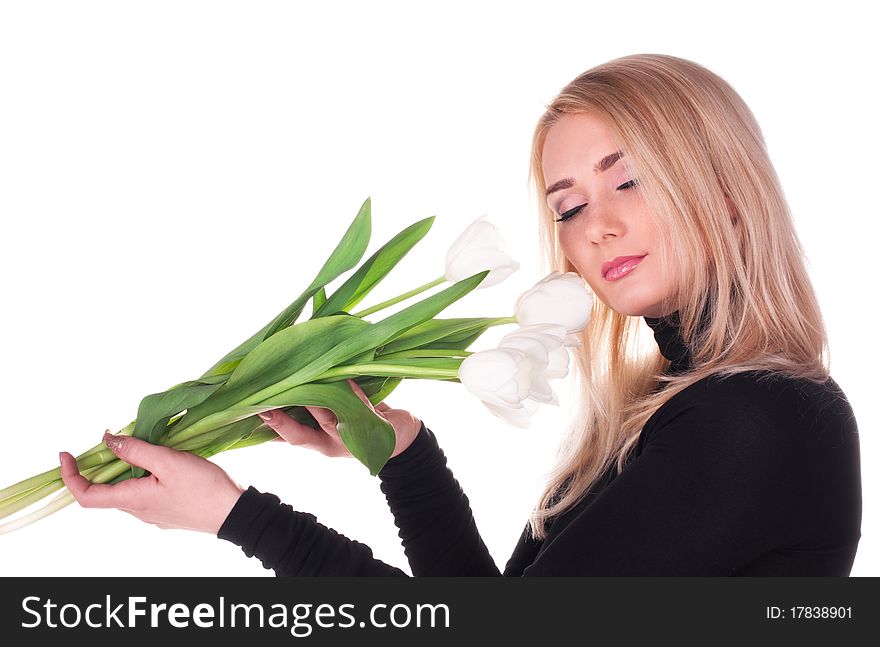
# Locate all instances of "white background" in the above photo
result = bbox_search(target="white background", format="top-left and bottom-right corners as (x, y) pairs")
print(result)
(0, 1), (876, 577)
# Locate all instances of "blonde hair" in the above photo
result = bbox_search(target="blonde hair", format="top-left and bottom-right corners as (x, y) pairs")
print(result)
(527, 53), (829, 540)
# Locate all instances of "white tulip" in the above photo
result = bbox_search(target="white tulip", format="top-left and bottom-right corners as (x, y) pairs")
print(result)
(459, 350), (540, 429)
(458, 348), (534, 408)
(498, 324), (570, 405)
(482, 398), (539, 428)
(445, 215), (520, 288)
(514, 271), (593, 333)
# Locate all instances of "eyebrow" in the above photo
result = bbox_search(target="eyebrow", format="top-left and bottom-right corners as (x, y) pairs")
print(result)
(545, 150), (625, 198)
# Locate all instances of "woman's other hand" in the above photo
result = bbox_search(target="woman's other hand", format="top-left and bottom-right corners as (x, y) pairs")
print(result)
(59, 432), (244, 534)
(259, 379), (421, 459)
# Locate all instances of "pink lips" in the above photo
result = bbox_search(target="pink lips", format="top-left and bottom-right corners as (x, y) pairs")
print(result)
(602, 255), (647, 281)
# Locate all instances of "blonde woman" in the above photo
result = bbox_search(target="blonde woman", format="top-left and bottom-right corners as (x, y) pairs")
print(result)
(60, 54), (862, 576)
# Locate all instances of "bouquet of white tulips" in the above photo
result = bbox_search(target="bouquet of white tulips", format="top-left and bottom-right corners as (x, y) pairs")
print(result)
(0, 198), (592, 535)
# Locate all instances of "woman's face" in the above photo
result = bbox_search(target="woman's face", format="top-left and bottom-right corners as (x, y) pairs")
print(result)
(541, 112), (679, 318)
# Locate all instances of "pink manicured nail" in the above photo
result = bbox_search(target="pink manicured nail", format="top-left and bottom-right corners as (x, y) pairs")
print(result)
(258, 411), (274, 422)
(103, 430), (125, 453)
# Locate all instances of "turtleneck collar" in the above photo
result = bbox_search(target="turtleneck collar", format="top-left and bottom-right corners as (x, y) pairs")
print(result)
(643, 310), (692, 373)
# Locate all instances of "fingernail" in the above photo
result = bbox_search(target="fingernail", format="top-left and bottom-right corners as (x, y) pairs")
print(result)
(258, 411), (274, 422)
(103, 430), (125, 453)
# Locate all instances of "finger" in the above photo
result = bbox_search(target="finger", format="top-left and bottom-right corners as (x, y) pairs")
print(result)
(347, 379), (377, 412)
(59, 451), (152, 509)
(260, 408), (339, 450)
(375, 402), (391, 412)
(59, 451), (95, 502)
(304, 405), (339, 432)
(101, 431), (177, 477)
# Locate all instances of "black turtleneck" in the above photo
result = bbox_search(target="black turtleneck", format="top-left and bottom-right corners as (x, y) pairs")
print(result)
(644, 312), (692, 372)
(218, 315), (862, 576)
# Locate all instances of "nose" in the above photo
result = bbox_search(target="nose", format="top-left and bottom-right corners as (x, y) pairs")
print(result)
(584, 201), (626, 245)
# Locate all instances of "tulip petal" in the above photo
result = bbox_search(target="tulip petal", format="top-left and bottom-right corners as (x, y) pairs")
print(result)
(458, 348), (532, 407)
(445, 246), (519, 287)
(545, 346), (570, 379)
(514, 271), (593, 333)
(482, 399), (538, 428)
(526, 372), (558, 405)
(445, 217), (500, 263)
(445, 216), (518, 288)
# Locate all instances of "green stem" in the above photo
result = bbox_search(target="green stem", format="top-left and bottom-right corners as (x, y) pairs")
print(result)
(377, 349), (472, 360)
(314, 362), (461, 381)
(0, 491), (76, 536)
(0, 480), (65, 521)
(351, 276), (446, 318)
(0, 449), (121, 505)
(0, 423), (136, 503)
(0, 418), (265, 531)
(0, 465), (104, 521)
(0, 460), (132, 535)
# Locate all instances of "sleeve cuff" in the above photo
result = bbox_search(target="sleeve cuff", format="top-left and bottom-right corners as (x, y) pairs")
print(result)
(216, 485), (283, 547)
(377, 419), (439, 479)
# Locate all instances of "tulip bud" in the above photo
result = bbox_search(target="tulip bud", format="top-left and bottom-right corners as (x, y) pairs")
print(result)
(458, 348), (534, 408)
(498, 324), (570, 404)
(514, 271), (593, 333)
(445, 215), (520, 288)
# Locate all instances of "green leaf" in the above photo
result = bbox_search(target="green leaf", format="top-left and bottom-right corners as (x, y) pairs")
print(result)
(129, 374), (229, 477)
(214, 426), (279, 453)
(186, 381), (396, 475)
(312, 216), (435, 318)
(281, 381), (396, 475)
(378, 316), (508, 355)
(263, 196), (373, 338)
(200, 196), (373, 379)
(174, 315), (373, 436)
(354, 375), (403, 404)
(312, 287), (327, 313)
(170, 271), (488, 441)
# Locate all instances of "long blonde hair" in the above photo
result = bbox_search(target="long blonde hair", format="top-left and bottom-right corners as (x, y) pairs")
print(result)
(527, 53), (829, 540)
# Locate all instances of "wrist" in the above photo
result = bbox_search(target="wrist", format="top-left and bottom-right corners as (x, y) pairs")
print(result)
(391, 418), (423, 459)
(208, 483), (245, 535)
(383, 420), (428, 468)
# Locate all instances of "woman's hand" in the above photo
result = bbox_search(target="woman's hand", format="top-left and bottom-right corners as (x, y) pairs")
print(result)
(59, 432), (244, 534)
(259, 379), (422, 459)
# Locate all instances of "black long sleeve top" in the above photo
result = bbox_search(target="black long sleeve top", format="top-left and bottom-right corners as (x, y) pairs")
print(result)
(217, 315), (862, 576)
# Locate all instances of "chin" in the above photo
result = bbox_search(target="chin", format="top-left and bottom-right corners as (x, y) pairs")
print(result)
(605, 298), (667, 318)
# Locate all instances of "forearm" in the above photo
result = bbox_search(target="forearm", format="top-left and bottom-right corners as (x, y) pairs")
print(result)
(378, 422), (501, 576)
(218, 486), (408, 577)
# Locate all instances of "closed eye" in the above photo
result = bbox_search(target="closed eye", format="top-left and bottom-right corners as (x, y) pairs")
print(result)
(554, 179), (640, 223)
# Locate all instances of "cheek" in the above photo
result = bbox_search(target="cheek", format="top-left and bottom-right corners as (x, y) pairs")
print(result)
(558, 229), (589, 275)
(558, 233), (604, 296)
(654, 258), (683, 303)
(557, 228), (574, 262)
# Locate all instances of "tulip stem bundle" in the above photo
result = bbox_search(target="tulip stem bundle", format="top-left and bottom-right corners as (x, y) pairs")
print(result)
(0, 199), (535, 536)
(0, 200), (593, 536)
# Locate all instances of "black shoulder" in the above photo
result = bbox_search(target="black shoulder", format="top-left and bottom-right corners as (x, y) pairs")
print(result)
(643, 370), (858, 451)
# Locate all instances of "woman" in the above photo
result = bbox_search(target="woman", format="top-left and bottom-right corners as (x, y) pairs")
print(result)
(60, 53), (862, 576)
